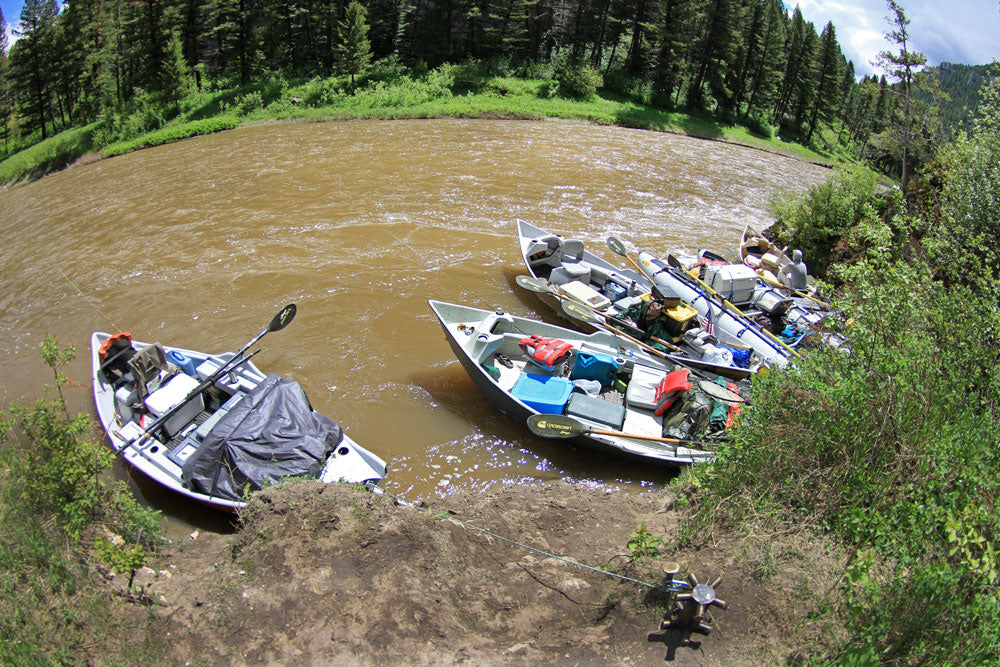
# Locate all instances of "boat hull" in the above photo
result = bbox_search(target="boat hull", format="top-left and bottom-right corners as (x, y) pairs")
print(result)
(428, 300), (717, 466)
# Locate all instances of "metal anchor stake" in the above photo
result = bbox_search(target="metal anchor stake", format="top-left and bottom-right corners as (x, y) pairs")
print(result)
(648, 565), (727, 652)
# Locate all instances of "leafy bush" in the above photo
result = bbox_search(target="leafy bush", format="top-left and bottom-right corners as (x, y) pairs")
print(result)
(768, 166), (885, 279)
(685, 245), (1000, 663)
(558, 62), (603, 100)
(0, 336), (165, 662)
(743, 114), (773, 139)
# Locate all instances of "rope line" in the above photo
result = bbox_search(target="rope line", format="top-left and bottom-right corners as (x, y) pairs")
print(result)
(58, 268), (121, 331)
(374, 485), (682, 594)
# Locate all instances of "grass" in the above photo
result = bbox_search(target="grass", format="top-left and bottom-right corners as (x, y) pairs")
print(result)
(0, 70), (838, 188)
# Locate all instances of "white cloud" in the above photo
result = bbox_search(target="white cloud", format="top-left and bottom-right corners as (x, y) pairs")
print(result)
(793, 0), (1000, 79)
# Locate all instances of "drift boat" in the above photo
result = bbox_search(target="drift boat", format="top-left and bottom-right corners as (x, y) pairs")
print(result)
(429, 300), (745, 466)
(516, 220), (795, 376)
(91, 307), (387, 512)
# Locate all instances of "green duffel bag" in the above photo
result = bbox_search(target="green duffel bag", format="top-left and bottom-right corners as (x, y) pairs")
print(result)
(661, 387), (713, 440)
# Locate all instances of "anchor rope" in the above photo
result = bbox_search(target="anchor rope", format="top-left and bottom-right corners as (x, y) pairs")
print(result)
(58, 267), (121, 332)
(372, 485), (685, 594)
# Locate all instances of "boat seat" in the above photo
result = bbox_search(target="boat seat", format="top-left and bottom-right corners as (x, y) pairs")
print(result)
(128, 344), (178, 401)
(549, 239), (592, 286)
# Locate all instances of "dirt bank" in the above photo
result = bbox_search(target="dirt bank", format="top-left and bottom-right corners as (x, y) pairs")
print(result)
(132, 481), (842, 665)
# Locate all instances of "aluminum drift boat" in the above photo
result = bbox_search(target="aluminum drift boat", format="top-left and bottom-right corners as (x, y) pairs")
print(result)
(429, 300), (744, 466)
(516, 219), (790, 377)
(92, 326), (387, 512)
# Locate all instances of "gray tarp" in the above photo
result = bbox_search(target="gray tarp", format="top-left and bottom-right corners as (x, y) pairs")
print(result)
(181, 374), (343, 502)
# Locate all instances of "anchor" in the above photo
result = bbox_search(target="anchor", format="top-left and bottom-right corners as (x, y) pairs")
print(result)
(648, 563), (727, 653)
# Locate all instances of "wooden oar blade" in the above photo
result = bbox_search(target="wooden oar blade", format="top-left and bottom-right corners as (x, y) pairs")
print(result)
(515, 275), (551, 293)
(527, 414), (588, 438)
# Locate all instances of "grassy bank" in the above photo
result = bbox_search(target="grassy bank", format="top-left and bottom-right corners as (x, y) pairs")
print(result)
(0, 66), (837, 187)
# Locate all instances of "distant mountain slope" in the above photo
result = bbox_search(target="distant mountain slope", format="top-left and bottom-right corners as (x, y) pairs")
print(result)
(929, 62), (998, 135)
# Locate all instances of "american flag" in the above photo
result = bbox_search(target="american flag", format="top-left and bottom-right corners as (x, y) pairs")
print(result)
(703, 306), (716, 336)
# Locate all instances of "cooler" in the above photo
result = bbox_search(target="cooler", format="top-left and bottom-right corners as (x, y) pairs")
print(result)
(569, 351), (619, 388)
(663, 303), (698, 340)
(144, 373), (205, 438)
(510, 373), (573, 414)
(565, 392), (625, 429)
(560, 280), (611, 310)
(704, 264), (758, 305)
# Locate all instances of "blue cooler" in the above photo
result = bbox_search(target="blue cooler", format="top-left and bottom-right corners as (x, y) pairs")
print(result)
(569, 351), (619, 388)
(603, 281), (627, 303)
(510, 373), (573, 414)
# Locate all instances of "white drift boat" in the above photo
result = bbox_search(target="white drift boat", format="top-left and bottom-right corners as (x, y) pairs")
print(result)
(429, 299), (746, 466)
(91, 305), (387, 512)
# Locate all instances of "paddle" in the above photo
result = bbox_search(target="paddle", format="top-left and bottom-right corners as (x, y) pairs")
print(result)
(121, 304), (298, 453)
(526, 413), (717, 453)
(606, 236), (651, 280)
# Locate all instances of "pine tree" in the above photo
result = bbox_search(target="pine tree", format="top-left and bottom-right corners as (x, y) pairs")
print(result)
(650, 0), (698, 108)
(685, 0), (740, 113)
(159, 32), (191, 107)
(0, 6), (11, 153)
(10, 0), (59, 140)
(805, 21), (842, 144)
(875, 0), (927, 192)
(336, 1), (372, 86)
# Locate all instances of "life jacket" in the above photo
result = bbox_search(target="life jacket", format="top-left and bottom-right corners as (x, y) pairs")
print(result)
(653, 368), (690, 416)
(725, 381), (742, 429)
(518, 335), (574, 371)
(99, 331), (133, 360)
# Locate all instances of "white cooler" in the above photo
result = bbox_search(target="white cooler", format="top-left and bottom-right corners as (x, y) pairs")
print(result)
(144, 373), (204, 438)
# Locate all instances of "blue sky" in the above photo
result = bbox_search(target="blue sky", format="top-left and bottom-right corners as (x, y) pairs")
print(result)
(2, 0), (999, 77)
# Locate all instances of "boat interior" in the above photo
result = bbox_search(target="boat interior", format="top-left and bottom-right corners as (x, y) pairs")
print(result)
(466, 314), (733, 443)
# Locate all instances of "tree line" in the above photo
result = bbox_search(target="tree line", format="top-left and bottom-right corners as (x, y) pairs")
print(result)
(0, 0), (973, 185)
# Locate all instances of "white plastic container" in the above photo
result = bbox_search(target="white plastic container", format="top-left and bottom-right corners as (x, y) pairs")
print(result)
(144, 373), (204, 438)
(704, 264), (758, 305)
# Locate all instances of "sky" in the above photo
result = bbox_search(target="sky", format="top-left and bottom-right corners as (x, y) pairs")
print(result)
(1, 0), (999, 78)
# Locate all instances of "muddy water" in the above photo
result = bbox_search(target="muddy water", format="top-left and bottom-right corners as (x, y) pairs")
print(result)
(0, 118), (829, 526)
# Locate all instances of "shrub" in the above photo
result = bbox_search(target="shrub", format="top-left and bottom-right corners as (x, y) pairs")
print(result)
(744, 114), (773, 139)
(558, 62), (603, 100)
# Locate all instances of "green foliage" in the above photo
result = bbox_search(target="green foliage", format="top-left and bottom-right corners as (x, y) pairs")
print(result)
(102, 117), (240, 157)
(687, 191), (1000, 663)
(558, 62), (603, 100)
(922, 77), (1000, 288)
(769, 166), (884, 279)
(626, 523), (664, 561)
(0, 121), (98, 185)
(0, 336), (165, 663)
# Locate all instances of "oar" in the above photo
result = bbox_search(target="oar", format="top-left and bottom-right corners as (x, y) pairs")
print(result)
(607, 236), (652, 281)
(662, 254), (800, 358)
(122, 304), (298, 453)
(527, 414), (717, 453)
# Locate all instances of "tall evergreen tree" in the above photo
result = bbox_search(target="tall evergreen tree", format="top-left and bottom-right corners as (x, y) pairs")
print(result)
(10, 0), (59, 140)
(160, 31), (191, 107)
(741, 0), (785, 122)
(805, 21), (842, 143)
(0, 6), (12, 153)
(650, 0), (698, 108)
(875, 0), (927, 192)
(336, 0), (372, 85)
(685, 0), (741, 113)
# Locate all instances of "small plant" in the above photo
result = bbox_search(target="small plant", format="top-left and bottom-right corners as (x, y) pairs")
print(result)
(627, 523), (664, 561)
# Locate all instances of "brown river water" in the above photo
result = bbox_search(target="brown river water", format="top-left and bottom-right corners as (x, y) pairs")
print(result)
(0, 118), (830, 529)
